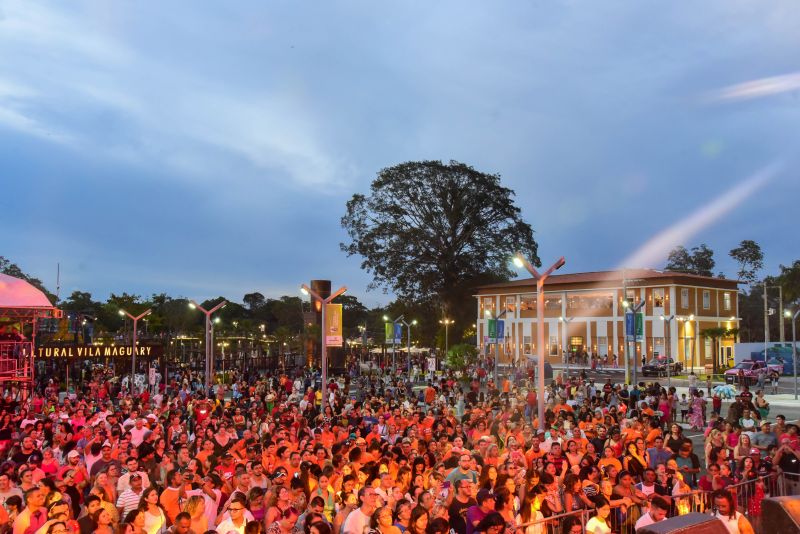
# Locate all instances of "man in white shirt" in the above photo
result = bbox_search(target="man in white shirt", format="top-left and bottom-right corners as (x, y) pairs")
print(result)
(129, 419), (150, 447)
(634, 495), (669, 530)
(116, 473), (144, 517)
(117, 458), (151, 494)
(342, 487), (379, 534)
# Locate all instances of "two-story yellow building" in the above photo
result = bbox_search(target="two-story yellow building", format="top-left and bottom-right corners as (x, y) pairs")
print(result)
(475, 269), (740, 372)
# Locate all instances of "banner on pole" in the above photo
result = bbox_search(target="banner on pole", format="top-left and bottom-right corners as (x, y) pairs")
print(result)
(385, 322), (401, 344)
(635, 312), (644, 342)
(325, 304), (343, 346)
(496, 320), (504, 342)
(487, 319), (497, 343)
(625, 312), (635, 342)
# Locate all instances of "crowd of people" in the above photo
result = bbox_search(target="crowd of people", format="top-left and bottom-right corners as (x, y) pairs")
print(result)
(0, 364), (797, 534)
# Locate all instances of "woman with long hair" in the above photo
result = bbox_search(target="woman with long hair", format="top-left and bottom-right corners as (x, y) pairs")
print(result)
(562, 474), (593, 512)
(666, 423), (685, 454)
(478, 465), (498, 492)
(475, 512), (506, 534)
(123, 507), (147, 534)
(584, 496), (611, 534)
(369, 506), (401, 534)
(494, 489), (519, 534)
(139, 487), (166, 534)
(91, 508), (115, 534)
(622, 442), (647, 482)
(407, 507), (428, 534)
(183, 495), (208, 534)
(265, 486), (291, 526)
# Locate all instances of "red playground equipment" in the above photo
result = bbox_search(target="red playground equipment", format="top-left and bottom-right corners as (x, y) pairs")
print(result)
(0, 274), (61, 396)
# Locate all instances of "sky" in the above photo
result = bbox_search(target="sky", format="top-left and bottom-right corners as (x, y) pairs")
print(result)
(1, 1), (799, 308)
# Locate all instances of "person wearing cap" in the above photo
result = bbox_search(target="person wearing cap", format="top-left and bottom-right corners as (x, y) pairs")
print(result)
(89, 441), (119, 478)
(465, 489), (495, 534)
(752, 420), (778, 453)
(117, 457), (150, 494)
(115, 472), (143, 517)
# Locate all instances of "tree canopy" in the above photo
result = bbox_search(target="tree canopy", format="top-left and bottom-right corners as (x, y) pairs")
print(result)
(729, 240), (764, 285)
(664, 244), (716, 277)
(341, 160), (539, 316)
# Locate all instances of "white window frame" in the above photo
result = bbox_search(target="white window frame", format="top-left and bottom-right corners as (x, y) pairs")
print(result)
(703, 290), (711, 309)
(681, 288), (689, 308)
(723, 292), (731, 311)
(653, 288), (665, 308)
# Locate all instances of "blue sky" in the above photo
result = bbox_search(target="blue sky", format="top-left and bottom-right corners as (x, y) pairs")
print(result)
(1, 1), (798, 307)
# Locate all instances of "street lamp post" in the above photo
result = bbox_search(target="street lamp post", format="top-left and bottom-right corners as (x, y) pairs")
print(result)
(439, 319), (454, 354)
(302, 284), (347, 414)
(559, 316), (574, 377)
(622, 299), (646, 385)
(118, 308), (152, 394)
(785, 310), (799, 400)
(384, 315), (418, 374)
(660, 315), (675, 388)
(514, 253), (566, 432)
(189, 300), (228, 392)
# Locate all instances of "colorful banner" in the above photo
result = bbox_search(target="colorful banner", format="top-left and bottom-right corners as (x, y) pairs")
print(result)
(385, 322), (401, 344)
(625, 312), (644, 342)
(325, 304), (343, 346)
(487, 319), (497, 343)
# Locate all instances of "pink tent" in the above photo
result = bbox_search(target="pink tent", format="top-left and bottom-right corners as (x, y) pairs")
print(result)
(0, 273), (54, 310)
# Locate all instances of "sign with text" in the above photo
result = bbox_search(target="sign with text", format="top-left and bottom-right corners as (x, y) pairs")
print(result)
(36, 344), (163, 359)
(324, 303), (343, 346)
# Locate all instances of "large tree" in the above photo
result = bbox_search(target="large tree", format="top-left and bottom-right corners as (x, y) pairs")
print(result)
(664, 244), (716, 277)
(729, 240), (764, 285)
(341, 160), (539, 317)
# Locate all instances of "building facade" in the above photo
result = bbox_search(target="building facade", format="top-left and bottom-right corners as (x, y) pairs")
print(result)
(475, 269), (740, 372)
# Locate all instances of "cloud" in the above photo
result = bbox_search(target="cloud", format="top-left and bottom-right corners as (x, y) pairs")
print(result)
(706, 72), (800, 102)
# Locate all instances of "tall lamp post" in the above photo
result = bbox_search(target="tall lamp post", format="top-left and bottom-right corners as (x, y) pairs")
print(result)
(118, 308), (152, 394)
(514, 253), (566, 432)
(784, 310), (799, 400)
(622, 299), (646, 385)
(439, 319), (454, 354)
(301, 284), (347, 414)
(189, 300), (227, 392)
(660, 315), (675, 388)
(485, 309), (508, 385)
(559, 316), (574, 377)
(384, 315), (417, 373)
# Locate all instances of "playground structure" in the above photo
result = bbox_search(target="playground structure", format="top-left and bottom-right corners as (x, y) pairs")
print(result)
(0, 274), (61, 396)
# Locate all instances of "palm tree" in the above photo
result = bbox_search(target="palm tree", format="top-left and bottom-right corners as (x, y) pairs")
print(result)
(700, 327), (739, 375)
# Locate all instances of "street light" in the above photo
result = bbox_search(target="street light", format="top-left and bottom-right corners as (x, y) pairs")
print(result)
(514, 252), (566, 432)
(383, 315), (418, 373)
(784, 309), (799, 399)
(559, 316), (574, 377)
(301, 284), (347, 414)
(439, 319), (454, 354)
(660, 315), (675, 388)
(118, 308), (152, 394)
(622, 299), (646, 385)
(189, 299), (227, 392)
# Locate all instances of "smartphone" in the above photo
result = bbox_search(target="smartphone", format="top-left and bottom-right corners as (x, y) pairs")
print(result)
(666, 468), (675, 475)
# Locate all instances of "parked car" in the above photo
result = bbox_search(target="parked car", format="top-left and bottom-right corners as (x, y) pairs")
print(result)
(724, 360), (768, 385)
(765, 356), (796, 376)
(642, 358), (683, 377)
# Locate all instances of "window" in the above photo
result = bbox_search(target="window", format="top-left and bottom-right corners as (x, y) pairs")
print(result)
(703, 290), (711, 309)
(626, 290), (636, 305)
(482, 297), (495, 315)
(504, 296), (516, 313)
(569, 336), (584, 350)
(653, 288), (665, 308)
(597, 337), (608, 346)
(723, 292), (731, 311)
(681, 288), (689, 308)
(520, 294), (536, 311)
(549, 336), (559, 356)
(523, 336), (532, 355)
